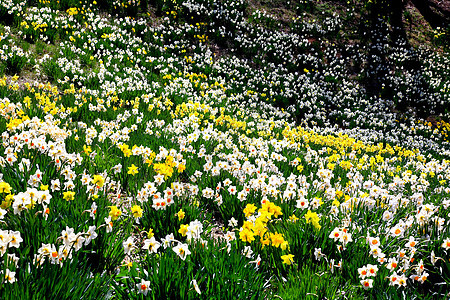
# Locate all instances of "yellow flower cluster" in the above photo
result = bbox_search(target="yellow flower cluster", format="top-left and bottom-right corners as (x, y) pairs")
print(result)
(119, 144), (132, 157)
(67, 7), (79, 16)
(153, 155), (185, 179)
(304, 210), (321, 230)
(0, 182), (14, 209)
(172, 100), (212, 124)
(128, 164), (138, 176)
(6, 117), (25, 130)
(281, 126), (418, 159)
(92, 175), (105, 189)
(239, 201), (286, 249)
(215, 114), (247, 131)
(145, 150), (156, 166)
(153, 162), (173, 178)
(416, 119), (450, 142)
(0, 182), (12, 194)
(131, 205), (143, 218)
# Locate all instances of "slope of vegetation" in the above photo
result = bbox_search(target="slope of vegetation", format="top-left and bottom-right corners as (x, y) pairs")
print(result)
(0, 0), (449, 299)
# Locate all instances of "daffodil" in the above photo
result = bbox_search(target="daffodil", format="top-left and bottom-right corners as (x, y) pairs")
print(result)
(177, 209), (185, 221)
(127, 164), (138, 175)
(83, 145), (91, 156)
(131, 205), (143, 218)
(0, 182), (12, 194)
(109, 206), (122, 220)
(305, 210), (321, 230)
(289, 214), (299, 222)
(123, 236), (135, 255)
(63, 191), (75, 201)
(281, 254), (294, 265)
(137, 279), (151, 295)
(143, 237), (160, 254)
(91, 175), (105, 188)
(173, 243), (191, 260)
(3, 269), (16, 283)
(178, 224), (188, 236)
(239, 228), (255, 243)
(243, 203), (257, 217)
(270, 232), (285, 248)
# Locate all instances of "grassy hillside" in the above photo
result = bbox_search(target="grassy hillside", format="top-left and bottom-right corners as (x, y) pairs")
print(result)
(0, 0), (450, 299)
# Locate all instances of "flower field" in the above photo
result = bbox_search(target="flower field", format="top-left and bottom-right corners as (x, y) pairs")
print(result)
(1, 0), (450, 299)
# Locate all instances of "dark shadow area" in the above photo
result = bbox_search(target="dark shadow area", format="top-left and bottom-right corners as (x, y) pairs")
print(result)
(411, 0), (450, 29)
(362, 0), (436, 118)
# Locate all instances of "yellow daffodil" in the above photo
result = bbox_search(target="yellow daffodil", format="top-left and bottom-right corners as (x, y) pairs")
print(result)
(109, 206), (122, 220)
(0, 182), (12, 194)
(131, 205), (143, 218)
(281, 254), (294, 265)
(128, 164), (138, 176)
(177, 209), (185, 221)
(270, 232), (285, 248)
(63, 191), (75, 201)
(179, 224), (188, 236)
(239, 228), (255, 243)
(83, 145), (92, 156)
(243, 203), (257, 217)
(305, 210), (321, 230)
(289, 214), (299, 222)
(92, 175), (105, 188)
